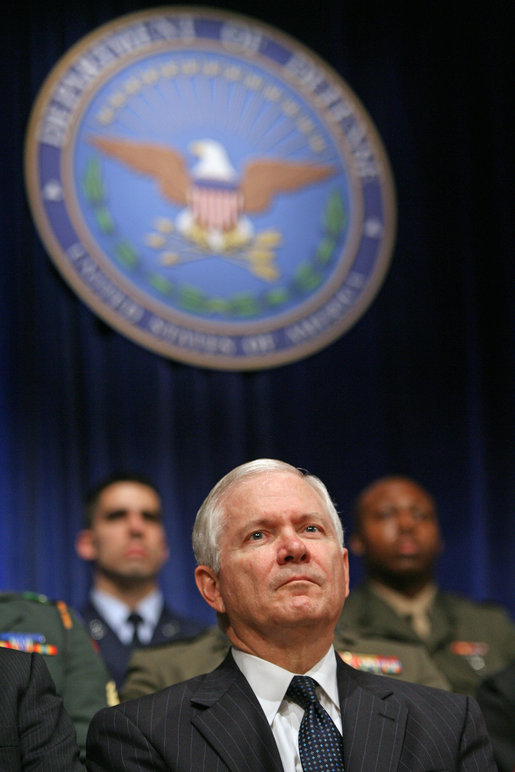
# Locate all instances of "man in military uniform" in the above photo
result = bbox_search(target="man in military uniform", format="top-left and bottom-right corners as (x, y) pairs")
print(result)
(76, 473), (205, 688)
(336, 475), (515, 695)
(121, 622), (450, 700)
(0, 590), (112, 760)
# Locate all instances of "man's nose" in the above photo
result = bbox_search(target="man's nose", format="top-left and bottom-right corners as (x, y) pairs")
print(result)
(397, 509), (417, 531)
(127, 513), (146, 533)
(277, 532), (308, 563)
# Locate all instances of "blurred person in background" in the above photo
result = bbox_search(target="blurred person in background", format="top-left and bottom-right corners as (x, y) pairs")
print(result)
(76, 473), (205, 688)
(337, 475), (515, 695)
(0, 590), (111, 760)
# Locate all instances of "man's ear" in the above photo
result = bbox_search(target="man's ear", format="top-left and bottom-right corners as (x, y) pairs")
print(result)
(75, 530), (97, 561)
(194, 565), (226, 613)
(348, 532), (365, 557)
(342, 548), (350, 599)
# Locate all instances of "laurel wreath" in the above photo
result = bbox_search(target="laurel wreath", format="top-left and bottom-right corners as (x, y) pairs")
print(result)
(83, 157), (347, 318)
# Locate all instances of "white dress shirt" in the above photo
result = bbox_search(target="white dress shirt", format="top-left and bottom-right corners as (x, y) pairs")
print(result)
(90, 587), (163, 644)
(232, 646), (342, 772)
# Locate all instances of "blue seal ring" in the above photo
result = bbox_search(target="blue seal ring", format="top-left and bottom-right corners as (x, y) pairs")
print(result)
(25, 7), (396, 370)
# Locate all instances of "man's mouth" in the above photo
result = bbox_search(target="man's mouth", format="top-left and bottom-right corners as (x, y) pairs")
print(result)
(277, 574), (321, 589)
(125, 547), (146, 558)
(395, 540), (420, 556)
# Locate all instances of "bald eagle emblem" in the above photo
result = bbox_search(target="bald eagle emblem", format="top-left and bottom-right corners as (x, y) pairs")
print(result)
(90, 136), (335, 280)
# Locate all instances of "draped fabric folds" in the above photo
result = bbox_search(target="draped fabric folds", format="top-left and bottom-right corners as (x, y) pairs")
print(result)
(0, 0), (513, 623)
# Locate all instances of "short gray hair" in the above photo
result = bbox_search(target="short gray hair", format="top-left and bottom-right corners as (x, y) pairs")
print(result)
(192, 459), (343, 572)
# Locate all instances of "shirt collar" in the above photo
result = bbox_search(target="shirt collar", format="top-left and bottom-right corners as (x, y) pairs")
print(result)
(232, 645), (338, 726)
(90, 587), (163, 630)
(370, 580), (437, 617)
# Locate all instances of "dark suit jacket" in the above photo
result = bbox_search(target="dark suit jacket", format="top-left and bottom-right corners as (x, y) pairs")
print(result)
(0, 648), (82, 770)
(87, 649), (496, 771)
(81, 600), (205, 689)
(476, 660), (515, 772)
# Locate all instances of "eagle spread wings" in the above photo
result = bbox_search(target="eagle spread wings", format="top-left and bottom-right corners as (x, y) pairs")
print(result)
(90, 136), (336, 218)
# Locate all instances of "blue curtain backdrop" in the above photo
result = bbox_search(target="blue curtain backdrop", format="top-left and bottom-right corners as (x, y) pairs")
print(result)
(1, 0), (513, 626)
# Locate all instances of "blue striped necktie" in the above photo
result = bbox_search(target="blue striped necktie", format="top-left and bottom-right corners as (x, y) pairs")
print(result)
(286, 675), (345, 771)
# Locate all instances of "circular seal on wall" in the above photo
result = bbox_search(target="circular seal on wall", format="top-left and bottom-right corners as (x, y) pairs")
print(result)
(25, 7), (396, 370)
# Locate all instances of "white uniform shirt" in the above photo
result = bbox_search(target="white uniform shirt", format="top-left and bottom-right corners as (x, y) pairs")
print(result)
(90, 587), (163, 644)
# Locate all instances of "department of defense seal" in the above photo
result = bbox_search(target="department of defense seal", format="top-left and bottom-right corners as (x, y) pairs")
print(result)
(25, 7), (396, 370)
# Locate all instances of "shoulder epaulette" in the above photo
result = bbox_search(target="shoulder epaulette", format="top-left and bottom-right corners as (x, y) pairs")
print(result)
(55, 599), (73, 629)
(0, 591), (52, 605)
(21, 591), (51, 604)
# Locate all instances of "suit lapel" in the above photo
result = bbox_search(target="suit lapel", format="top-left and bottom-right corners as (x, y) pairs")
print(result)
(190, 653), (284, 772)
(337, 656), (407, 772)
(189, 649), (409, 772)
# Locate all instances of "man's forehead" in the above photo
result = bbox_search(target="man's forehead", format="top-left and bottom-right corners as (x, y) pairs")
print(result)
(365, 480), (433, 508)
(226, 470), (322, 505)
(222, 472), (330, 528)
(98, 481), (160, 501)
(93, 482), (162, 518)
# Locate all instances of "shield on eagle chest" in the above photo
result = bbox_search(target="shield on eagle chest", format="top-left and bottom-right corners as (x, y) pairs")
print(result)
(189, 179), (243, 231)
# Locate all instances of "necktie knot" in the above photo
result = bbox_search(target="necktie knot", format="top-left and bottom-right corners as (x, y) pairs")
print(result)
(287, 675), (319, 709)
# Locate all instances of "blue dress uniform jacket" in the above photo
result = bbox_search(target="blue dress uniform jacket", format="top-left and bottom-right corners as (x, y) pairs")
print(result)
(81, 600), (205, 689)
(87, 650), (497, 771)
(0, 648), (82, 771)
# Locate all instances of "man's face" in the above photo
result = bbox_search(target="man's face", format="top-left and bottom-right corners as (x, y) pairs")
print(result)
(199, 471), (349, 640)
(84, 482), (169, 582)
(351, 478), (442, 582)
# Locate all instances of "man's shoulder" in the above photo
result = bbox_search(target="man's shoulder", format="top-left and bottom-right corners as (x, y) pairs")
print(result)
(437, 590), (514, 622)
(116, 655), (236, 717)
(0, 591), (76, 636)
(133, 626), (227, 664)
(120, 627), (228, 700)
(153, 605), (206, 643)
(333, 628), (451, 689)
(436, 590), (515, 650)
(1, 590), (60, 614)
(340, 583), (375, 609)
(341, 657), (466, 711)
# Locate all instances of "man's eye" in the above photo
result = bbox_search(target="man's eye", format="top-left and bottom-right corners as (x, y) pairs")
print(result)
(305, 525), (320, 533)
(249, 531), (264, 540)
(413, 510), (432, 521)
(375, 510), (393, 520)
(105, 510), (125, 521)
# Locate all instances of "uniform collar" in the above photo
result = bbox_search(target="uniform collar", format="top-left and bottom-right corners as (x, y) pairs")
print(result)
(369, 581), (437, 639)
(90, 587), (163, 643)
